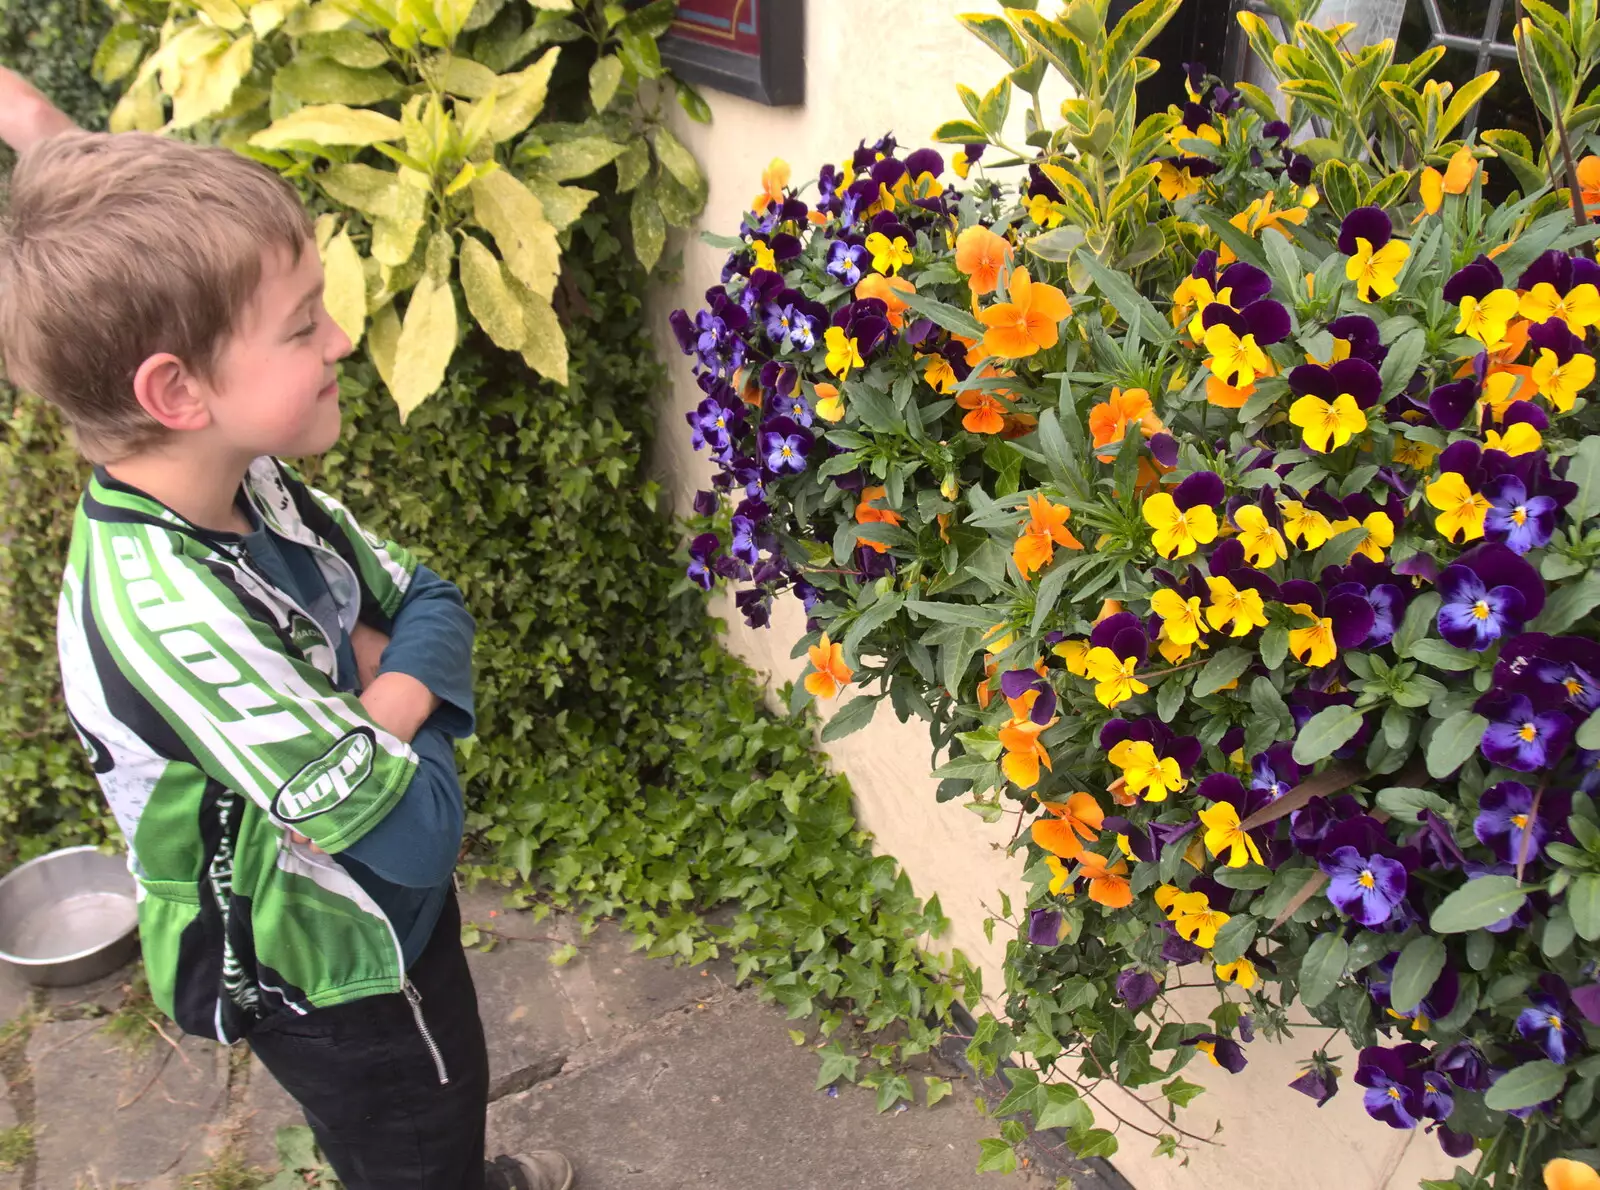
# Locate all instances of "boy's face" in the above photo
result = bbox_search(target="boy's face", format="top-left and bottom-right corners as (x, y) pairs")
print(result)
(203, 241), (353, 460)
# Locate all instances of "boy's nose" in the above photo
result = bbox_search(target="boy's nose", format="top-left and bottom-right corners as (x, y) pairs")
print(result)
(328, 323), (354, 363)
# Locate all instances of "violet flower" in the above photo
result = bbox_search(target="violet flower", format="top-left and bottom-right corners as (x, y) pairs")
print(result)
(1001, 668), (1058, 725)
(1355, 1043), (1428, 1128)
(1116, 968), (1160, 1011)
(826, 239), (864, 285)
(1476, 690), (1573, 772)
(1181, 1032), (1248, 1073)
(1289, 1056), (1340, 1106)
(686, 532), (720, 590)
(1516, 993), (1584, 1063)
(1483, 473), (1560, 554)
(1287, 357), (1384, 408)
(1028, 907), (1066, 947)
(1320, 846), (1410, 927)
(759, 417), (812, 475)
(1434, 1040), (1490, 1091)
(1473, 780), (1570, 865)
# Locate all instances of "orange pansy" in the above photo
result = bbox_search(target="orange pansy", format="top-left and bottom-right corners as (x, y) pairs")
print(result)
(955, 225), (1013, 296)
(1076, 851), (1134, 908)
(1088, 387), (1164, 461)
(854, 485), (903, 554)
(1014, 493), (1083, 578)
(980, 266), (1072, 359)
(957, 390), (1008, 435)
(804, 633), (854, 699)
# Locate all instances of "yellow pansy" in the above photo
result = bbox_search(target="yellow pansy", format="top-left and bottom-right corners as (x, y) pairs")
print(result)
(1083, 647), (1148, 708)
(1203, 323), (1273, 388)
(1279, 500), (1335, 549)
(1234, 505), (1288, 567)
(1425, 472), (1489, 542)
(1199, 801), (1265, 868)
(1205, 575), (1269, 637)
(824, 326), (863, 379)
(1531, 349), (1595, 412)
(1346, 236), (1409, 302)
(1142, 492), (1219, 559)
(1151, 589), (1206, 646)
(1285, 601), (1338, 667)
(863, 230), (913, 276)
(1455, 288), (1520, 345)
(1289, 393), (1368, 453)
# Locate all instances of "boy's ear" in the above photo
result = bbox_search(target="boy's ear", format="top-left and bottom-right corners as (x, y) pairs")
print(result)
(132, 353), (212, 432)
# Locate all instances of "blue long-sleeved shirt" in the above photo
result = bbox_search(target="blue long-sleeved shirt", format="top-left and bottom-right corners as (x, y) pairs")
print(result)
(237, 499), (475, 968)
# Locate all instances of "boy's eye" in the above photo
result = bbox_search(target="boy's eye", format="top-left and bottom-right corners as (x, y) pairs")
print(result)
(295, 321), (318, 338)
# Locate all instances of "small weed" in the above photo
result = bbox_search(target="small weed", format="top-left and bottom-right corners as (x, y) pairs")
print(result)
(180, 1146), (268, 1190)
(0, 1123), (34, 1171)
(100, 972), (159, 1053)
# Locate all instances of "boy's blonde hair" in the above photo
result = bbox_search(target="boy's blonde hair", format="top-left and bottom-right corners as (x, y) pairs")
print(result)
(0, 131), (313, 462)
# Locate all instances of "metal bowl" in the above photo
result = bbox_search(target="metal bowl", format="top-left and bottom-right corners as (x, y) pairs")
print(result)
(0, 846), (139, 987)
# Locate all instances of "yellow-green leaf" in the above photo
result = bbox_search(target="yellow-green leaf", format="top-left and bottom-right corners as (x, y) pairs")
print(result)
(532, 136), (626, 182)
(631, 181), (666, 272)
(320, 227), (368, 347)
(292, 0), (357, 34)
(1438, 70), (1500, 144)
(93, 25), (148, 85)
(193, 0), (247, 30)
(589, 53), (623, 111)
(170, 34), (255, 130)
(276, 56), (402, 105)
(318, 162), (400, 216)
(391, 269), (458, 421)
(370, 168), (430, 267)
(443, 160), (479, 197)
(423, 228), (453, 283)
(298, 30), (390, 69)
(249, 103), (404, 150)
(487, 47), (560, 142)
(649, 126), (705, 198)
(249, 0), (293, 36)
(470, 169), (560, 298)
(524, 177), (596, 230)
(109, 76), (165, 133)
(458, 236), (526, 351)
(512, 281), (567, 385)
(367, 300), (402, 392)
(437, 56), (499, 98)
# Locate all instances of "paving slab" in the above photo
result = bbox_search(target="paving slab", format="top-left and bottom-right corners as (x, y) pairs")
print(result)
(549, 920), (736, 1049)
(28, 1022), (227, 1189)
(41, 963), (138, 1020)
(0, 972), (29, 1030)
(486, 988), (1050, 1190)
(237, 1052), (304, 1174)
(0, 1088), (23, 1190)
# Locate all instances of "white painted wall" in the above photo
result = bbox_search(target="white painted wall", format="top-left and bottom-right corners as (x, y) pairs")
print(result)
(645, 3), (1454, 1186)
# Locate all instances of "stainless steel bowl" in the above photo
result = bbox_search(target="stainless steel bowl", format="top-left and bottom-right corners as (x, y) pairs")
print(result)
(0, 846), (139, 987)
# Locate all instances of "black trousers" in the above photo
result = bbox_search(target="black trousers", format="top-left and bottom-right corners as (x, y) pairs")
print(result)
(247, 888), (493, 1190)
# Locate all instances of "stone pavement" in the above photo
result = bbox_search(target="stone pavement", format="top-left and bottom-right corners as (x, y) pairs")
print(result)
(0, 883), (1108, 1190)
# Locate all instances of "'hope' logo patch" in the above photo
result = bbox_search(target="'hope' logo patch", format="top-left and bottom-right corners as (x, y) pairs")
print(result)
(273, 729), (375, 823)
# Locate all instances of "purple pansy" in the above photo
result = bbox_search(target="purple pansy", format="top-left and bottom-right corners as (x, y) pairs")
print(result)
(1518, 248), (1600, 292)
(1338, 206), (1393, 255)
(1027, 907), (1066, 947)
(729, 515), (759, 566)
(1090, 611), (1150, 666)
(1320, 845), (1410, 927)
(1436, 564), (1526, 650)
(760, 417), (812, 475)
(1442, 254), (1503, 304)
(1289, 1055), (1340, 1106)
(1476, 689), (1573, 772)
(1355, 1043), (1428, 1128)
(1181, 1032), (1248, 1073)
(1473, 780), (1571, 865)
(1516, 992), (1584, 1063)
(1287, 358), (1384, 408)
(826, 239), (865, 284)
(1116, 968), (1160, 1011)
(686, 532), (719, 590)
(1483, 473), (1560, 554)
(1327, 314), (1388, 365)
(1250, 743), (1304, 801)
(1201, 297), (1291, 347)
(1001, 668), (1058, 725)
(1435, 1041), (1490, 1091)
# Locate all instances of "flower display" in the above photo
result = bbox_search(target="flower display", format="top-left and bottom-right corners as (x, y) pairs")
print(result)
(672, 8), (1600, 1180)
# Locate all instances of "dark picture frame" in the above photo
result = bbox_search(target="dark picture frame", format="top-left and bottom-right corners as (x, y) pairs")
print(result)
(658, 0), (805, 107)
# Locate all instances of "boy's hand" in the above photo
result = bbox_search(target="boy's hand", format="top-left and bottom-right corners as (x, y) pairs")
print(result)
(351, 622), (390, 692)
(359, 671), (440, 744)
(0, 68), (78, 153)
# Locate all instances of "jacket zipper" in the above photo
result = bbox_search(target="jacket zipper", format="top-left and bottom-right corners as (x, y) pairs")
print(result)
(404, 980), (450, 1085)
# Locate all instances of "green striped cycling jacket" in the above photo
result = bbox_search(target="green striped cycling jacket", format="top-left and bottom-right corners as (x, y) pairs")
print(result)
(58, 457), (424, 1043)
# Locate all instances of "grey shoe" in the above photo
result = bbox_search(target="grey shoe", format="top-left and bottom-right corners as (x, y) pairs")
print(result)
(488, 1151), (575, 1190)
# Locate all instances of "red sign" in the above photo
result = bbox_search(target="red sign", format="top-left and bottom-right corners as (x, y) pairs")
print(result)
(671, 0), (764, 58)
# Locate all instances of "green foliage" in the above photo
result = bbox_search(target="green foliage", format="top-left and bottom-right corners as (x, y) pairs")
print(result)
(0, 1124), (34, 1173)
(0, 0), (114, 174)
(98, 0), (708, 417)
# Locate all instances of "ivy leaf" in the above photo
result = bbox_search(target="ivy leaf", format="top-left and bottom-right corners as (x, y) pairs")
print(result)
(814, 1041), (860, 1089)
(975, 1139), (1019, 1174)
(1299, 933), (1348, 1007)
(1069, 1128), (1119, 1159)
(1389, 935), (1447, 1013)
(1292, 705), (1364, 765)
(547, 942), (578, 966)
(924, 1076), (953, 1108)
(1426, 711), (1488, 779)
(875, 1073), (913, 1113)
(1193, 647), (1253, 697)
(1430, 875), (1528, 933)
(1161, 1076), (1206, 1108)
(1484, 1060), (1567, 1111)
(1034, 1084), (1091, 1130)
(820, 693), (882, 742)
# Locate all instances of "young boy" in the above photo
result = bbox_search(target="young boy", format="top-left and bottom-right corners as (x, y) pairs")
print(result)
(0, 127), (571, 1190)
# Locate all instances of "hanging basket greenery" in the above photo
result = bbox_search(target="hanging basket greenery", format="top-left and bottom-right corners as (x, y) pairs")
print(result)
(673, 0), (1600, 1181)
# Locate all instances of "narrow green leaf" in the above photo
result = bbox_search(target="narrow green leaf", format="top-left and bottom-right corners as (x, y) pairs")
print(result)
(1389, 936), (1447, 1013)
(1483, 1059), (1566, 1111)
(820, 693), (882, 742)
(1299, 933), (1348, 1006)
(1292, 705), (1364, 765)
(1193, 647), (1253, 698)
(1426, 711), (1487, 779)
